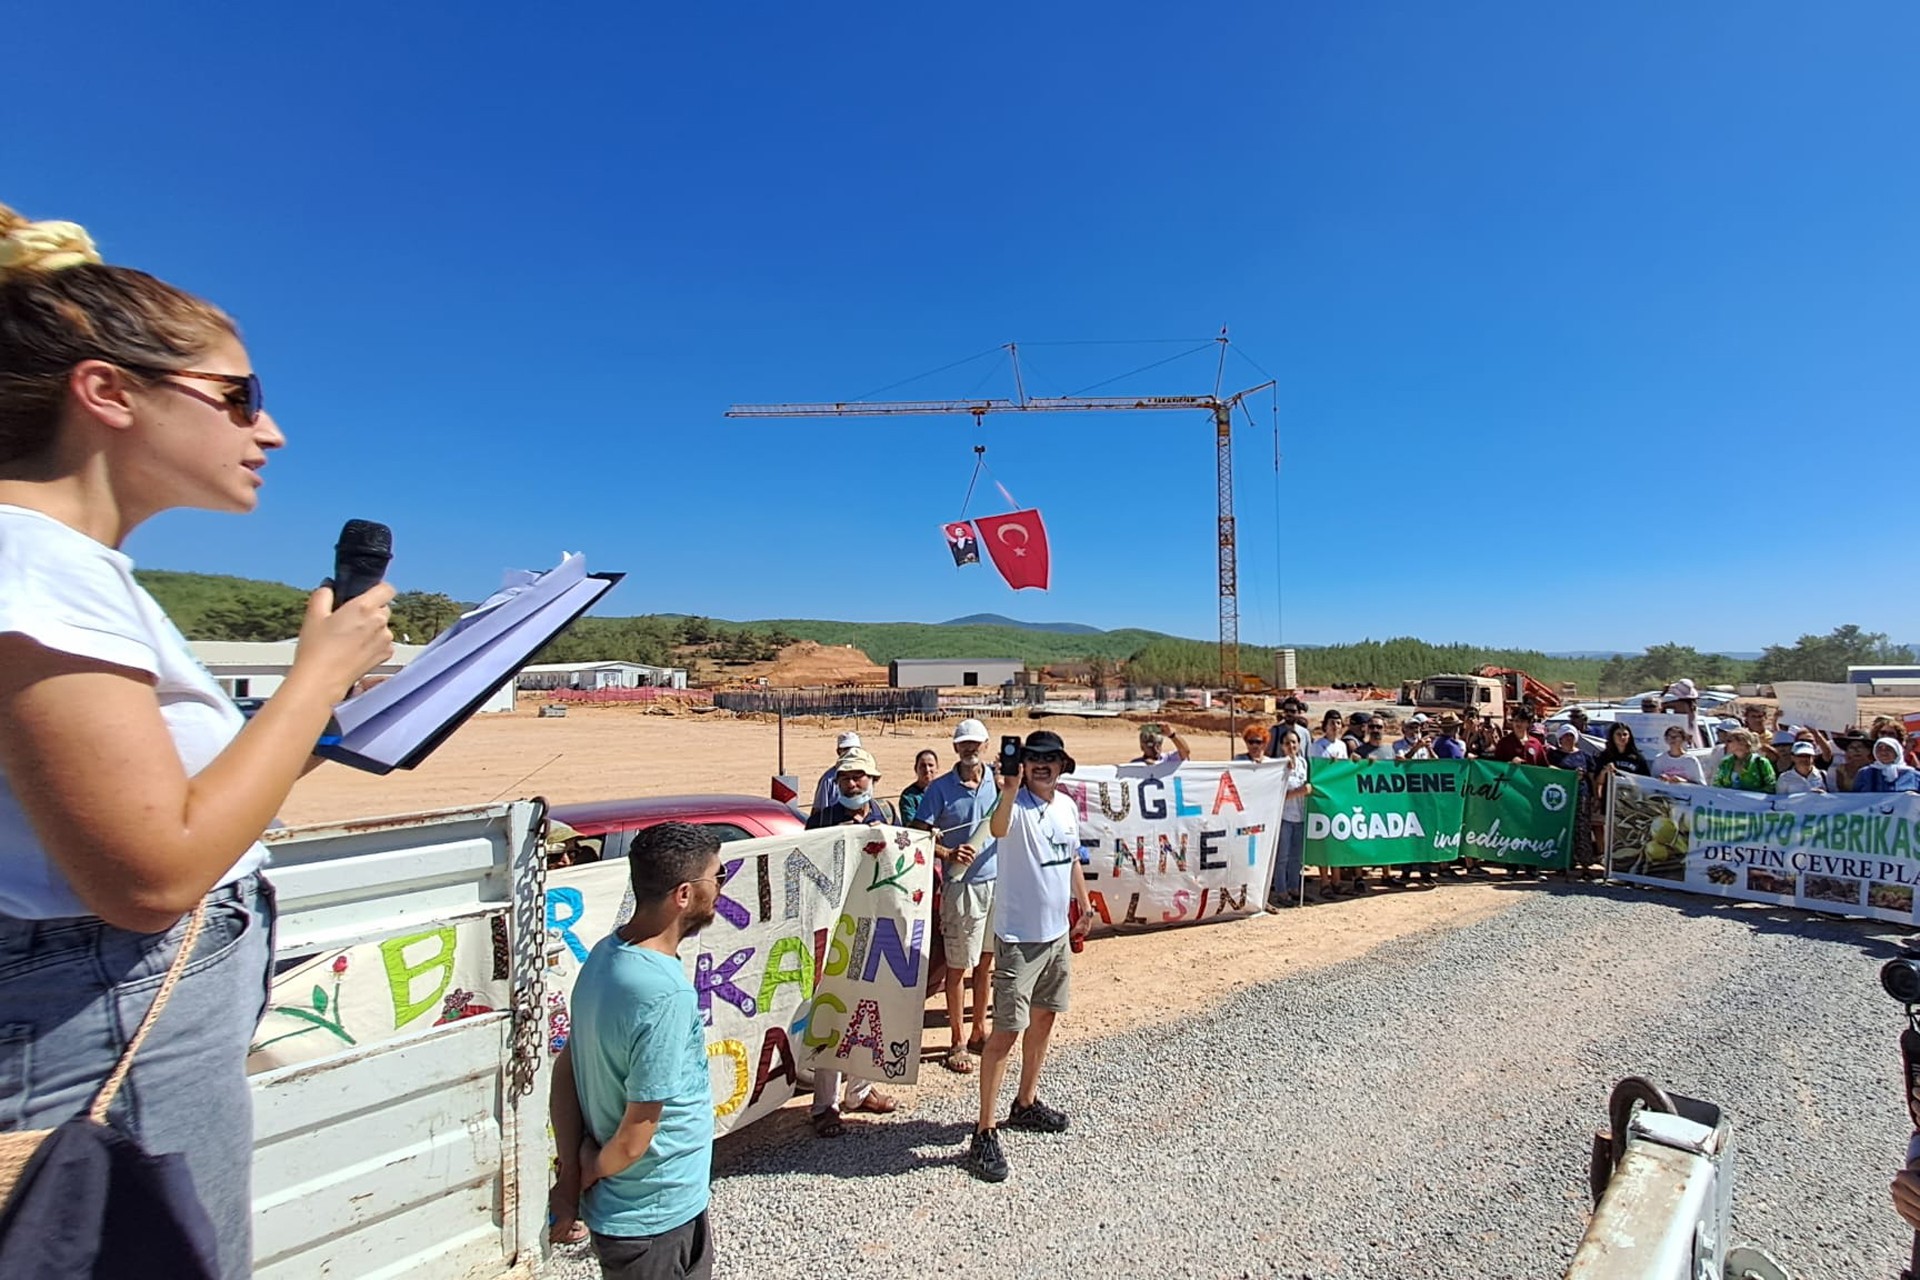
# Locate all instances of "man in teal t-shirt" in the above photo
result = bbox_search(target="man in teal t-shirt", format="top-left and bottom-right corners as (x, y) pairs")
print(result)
(550, 822), (723, 1279)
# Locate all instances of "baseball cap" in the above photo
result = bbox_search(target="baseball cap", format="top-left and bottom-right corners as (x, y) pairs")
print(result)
(1791, 742), (1818, 757)
(1556, 724), (1580, 741)
(836, 731), (862, 750)
(1410, 713), (1429, 725)
(1662, 679), (1699, 703)
(952, 718), (989, 744)
(835, 748), (880, 777)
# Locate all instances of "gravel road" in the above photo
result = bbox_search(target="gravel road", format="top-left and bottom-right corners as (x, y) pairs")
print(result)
(551, 882), (1913, 1279)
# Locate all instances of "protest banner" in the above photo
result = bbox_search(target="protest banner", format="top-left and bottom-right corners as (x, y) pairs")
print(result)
(1302, 759), (1464, 866)
(1606, 773), (1920, 924)
(1059, 762), (1285, 928)
(249, 825), (934, 1137)
(1773, 681), (1859, 733)
(1305, 759), (1576, 870)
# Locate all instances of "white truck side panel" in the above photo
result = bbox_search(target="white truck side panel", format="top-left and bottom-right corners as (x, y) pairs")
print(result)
(253, 802), (549, 1279)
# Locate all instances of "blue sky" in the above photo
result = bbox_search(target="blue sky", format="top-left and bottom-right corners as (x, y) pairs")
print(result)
(8, 2), (1915, 653)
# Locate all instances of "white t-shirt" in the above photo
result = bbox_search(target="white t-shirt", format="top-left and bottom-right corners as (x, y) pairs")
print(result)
(1652, 752), (1707, 786)
(993, 787), (1081, 944)
(1310, 736), (1348, 761)
(0, 505), (266, 918)
(1277, 754), (1310, 823)
(1775, 767), (1829, 795)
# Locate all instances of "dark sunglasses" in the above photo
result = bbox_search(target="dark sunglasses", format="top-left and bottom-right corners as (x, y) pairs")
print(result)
(122, 364), (264, 424)
(690, 866), (731, 889)
(1027, 752), (1068, 764)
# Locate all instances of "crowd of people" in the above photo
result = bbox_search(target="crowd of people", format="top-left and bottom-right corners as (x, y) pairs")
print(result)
(549, 724), (1096, 1274)
(1231, 683), (1920, 907)
(539, 689), (1920, 1274)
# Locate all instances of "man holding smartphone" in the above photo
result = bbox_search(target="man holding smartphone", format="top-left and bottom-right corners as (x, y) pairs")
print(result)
(964, 729), (1094, 1183)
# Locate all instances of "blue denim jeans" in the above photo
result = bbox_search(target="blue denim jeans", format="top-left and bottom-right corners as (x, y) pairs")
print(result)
(0, 874), (274, 1280)
(1271, 819), (1305, 899)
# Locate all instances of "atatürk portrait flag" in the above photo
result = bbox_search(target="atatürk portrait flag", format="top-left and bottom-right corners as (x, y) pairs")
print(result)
(944, 521), (981, 567)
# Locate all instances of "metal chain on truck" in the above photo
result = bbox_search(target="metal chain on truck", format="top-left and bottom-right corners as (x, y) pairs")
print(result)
(507, 798), (551, 1098)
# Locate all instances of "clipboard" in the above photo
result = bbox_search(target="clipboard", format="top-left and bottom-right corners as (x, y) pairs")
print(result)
(316, 557), (621, 775)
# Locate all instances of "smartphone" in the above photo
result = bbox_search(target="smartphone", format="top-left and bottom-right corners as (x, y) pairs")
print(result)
(999, 734), (1024, 775)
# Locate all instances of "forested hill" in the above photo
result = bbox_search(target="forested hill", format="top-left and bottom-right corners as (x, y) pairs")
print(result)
(145, 570), (1917, 694)
(135, 568), (1622, 689)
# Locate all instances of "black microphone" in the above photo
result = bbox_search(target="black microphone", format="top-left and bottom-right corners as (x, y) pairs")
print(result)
(331, 520), (392, 607)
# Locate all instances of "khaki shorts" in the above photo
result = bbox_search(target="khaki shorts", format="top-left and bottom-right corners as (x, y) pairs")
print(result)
(991, 933), (1071, 1034)
(940, 879), (996, 971)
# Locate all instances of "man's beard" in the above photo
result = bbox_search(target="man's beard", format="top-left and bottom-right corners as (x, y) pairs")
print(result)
(683, 903), (718, 935)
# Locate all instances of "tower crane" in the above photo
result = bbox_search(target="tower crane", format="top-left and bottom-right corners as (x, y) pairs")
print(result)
(726, 338), (1274, 690)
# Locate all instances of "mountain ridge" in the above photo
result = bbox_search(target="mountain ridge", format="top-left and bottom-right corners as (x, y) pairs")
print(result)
(939, 613), (1103, 635)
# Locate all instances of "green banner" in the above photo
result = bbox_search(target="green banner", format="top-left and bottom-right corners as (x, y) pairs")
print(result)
(1305, 759), (1574, 869)
(1459, 759), (1577, 869)
(1304, 759), (1465, 866)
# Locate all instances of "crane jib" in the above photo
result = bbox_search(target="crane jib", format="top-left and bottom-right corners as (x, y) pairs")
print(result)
(726, 374), (1276, 692)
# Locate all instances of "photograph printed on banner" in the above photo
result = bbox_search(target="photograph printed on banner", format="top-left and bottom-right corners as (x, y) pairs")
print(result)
(1606, 773), (1920, 925)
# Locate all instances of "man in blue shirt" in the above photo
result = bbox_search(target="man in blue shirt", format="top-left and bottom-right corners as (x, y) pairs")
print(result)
(549, 822), (723, 1279)
(911, 719), (999, 1073)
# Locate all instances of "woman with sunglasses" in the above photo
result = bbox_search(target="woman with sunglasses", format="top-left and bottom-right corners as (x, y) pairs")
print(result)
(0, 204), (394, 1277)
(1712, 729), (1776, 793)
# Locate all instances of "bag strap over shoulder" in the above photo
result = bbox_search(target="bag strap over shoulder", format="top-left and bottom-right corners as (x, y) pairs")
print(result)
(88, 903), (206, 1123)
(0, 902), (208, 1209)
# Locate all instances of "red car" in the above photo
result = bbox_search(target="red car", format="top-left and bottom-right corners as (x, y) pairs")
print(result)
(547, 793), (804, 863)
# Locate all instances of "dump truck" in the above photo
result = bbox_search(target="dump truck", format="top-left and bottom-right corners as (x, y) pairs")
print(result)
(1398, 666), (1564, 721)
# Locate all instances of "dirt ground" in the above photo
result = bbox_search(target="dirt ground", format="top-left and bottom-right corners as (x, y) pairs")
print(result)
(285, 706), (1526, 1051)
(282, 706), (1261, 825)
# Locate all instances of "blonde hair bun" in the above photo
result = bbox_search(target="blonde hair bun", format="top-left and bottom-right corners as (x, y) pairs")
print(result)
(0, 203), (102, 275)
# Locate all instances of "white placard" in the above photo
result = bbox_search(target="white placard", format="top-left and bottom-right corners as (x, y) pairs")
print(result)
(1615, 712), (1694, 759)
(1773, 681), (1860, 733)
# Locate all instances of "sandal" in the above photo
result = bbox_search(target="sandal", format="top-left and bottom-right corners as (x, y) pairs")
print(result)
(966, 1034), (987, 1055)
(850, 1089), (898, 1115)
(943, 1046), (976, 1074)
(812, 1109), (845, 1138)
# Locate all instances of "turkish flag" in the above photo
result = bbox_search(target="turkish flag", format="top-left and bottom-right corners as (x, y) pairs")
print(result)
(974, 509), (1051, 591)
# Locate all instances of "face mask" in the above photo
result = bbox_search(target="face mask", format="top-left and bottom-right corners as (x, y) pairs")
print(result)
(839, 785), (870, 807)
